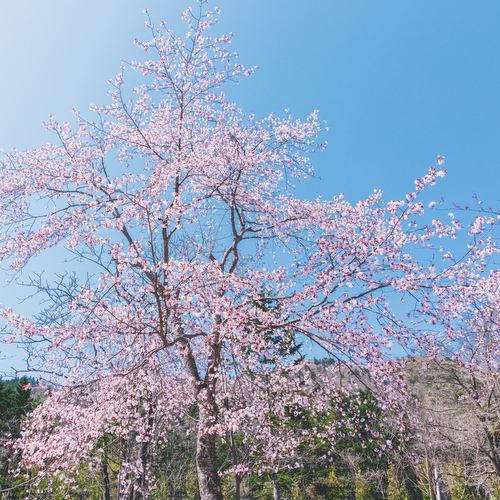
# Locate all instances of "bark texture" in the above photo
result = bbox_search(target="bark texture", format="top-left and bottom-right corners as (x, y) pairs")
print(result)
(196, 408), (223, 500)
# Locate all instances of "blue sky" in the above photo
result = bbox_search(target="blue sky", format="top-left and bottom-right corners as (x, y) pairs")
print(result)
(1, 1), (499, 203)
(1, 0), (499, 373)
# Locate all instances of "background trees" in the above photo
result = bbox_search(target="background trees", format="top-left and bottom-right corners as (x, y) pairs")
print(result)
(0, 377), (35, 498)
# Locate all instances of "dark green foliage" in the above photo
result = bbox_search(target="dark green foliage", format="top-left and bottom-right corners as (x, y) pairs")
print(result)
(0, 376), (37, 499)
(334, 389), (393, 467)
(0, 376), (35, 436)
(249, 291), (303, 366)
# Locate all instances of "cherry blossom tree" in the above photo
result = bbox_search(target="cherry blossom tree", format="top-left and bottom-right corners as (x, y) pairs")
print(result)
(1, 2), (499, 499)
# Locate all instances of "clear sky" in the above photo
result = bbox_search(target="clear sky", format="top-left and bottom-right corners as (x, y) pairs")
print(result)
(1, 0), (499, 373)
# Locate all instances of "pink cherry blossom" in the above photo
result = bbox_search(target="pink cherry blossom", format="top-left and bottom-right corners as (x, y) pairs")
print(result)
(1, 4), (499, 500)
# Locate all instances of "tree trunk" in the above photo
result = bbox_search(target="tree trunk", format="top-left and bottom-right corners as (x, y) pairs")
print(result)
(196, 407), (223, 500)
(100, 451), (111, 500)
(482, 420), (500, 478)
(225, 397), (241, 500)
(177, 314), (223, 500)
(425, 457), (436, 500)
(272, 480), (280, 500)
(235, 475), (241, 500)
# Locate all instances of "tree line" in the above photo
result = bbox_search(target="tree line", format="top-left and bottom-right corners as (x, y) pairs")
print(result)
(1, 360), (499, 500)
